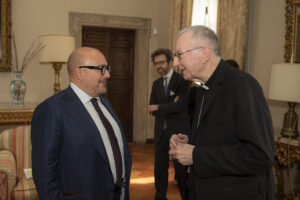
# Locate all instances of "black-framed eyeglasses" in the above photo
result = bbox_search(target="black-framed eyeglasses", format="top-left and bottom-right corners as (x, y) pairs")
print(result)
(78, 65), (111, 75)
(153, 60), (168, 67)
(174, 46), (203, 60)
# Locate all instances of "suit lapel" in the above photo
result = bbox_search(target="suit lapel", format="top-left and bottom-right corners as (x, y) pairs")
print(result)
(167, 71), (178, 97)
(100, 96), (132, 177)
(198, 62), (226, 123)
(100, 96), (125, 143)
(100, 96), (120, 125)
(62, 87), (110, 168)
(158, 77), (168, 100)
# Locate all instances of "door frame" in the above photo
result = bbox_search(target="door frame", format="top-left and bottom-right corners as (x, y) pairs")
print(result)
(69, 12), (151, 143)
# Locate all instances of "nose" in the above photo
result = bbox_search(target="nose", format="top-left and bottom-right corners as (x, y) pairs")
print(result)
(104, 70), (110, 79)
(173, 56), (180, 66)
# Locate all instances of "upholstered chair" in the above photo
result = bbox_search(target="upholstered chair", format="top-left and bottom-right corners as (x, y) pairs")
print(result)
(0, 125), (37, 200)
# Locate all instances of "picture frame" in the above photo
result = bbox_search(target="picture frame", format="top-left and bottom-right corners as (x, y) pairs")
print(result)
(0, 0), (12, 72)
(284, 0), (300, 62)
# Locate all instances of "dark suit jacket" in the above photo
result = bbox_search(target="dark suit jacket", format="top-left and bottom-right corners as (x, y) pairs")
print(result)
(189, 60), (274, 200)
(149, 70), (190, 142)
(31, 86), (132, 200)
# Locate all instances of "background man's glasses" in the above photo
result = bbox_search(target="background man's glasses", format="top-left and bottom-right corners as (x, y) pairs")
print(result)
(174, 46), (203, 61)
(153, 61), (168, 67)
(79, 65), (111, 75)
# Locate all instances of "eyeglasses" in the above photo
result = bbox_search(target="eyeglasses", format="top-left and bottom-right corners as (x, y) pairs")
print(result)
(153, 60), (168, 67)
(174, 46), (203, 60)
(78, 65), (111, 75)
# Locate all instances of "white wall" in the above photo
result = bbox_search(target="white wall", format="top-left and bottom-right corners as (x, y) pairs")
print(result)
(0, 0), (169, 105)
(247, 0), (300, 133)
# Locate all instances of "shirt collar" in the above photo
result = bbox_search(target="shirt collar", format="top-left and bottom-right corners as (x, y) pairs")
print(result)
(163, 68), (174, 79)
(70, 82), (99, 104)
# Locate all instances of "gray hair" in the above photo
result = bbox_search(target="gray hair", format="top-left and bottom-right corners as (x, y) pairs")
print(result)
(178, 25), (221, 57)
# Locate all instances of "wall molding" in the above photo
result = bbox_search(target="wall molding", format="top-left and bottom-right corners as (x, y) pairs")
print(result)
(69, 12), (151, 143)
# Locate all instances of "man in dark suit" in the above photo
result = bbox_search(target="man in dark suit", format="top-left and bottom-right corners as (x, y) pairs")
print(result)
(148, 48), (190, 200)
(31, 47), (131, 200)
(169, 25), (275, 200)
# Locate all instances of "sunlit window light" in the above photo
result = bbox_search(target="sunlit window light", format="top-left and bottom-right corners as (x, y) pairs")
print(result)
(192, 0), (218, 32)
(130, 177), (155, 184)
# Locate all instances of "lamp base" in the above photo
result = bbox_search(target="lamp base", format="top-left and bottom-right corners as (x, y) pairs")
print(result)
(53, 62), (63, 94)
(280, 128), (299, 139)
(280, 102), (299, 139)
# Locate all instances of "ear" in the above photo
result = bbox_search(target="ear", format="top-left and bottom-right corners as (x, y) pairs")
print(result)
(168, 60), (173, 67)
(202, 47), (211, 64)
(73, 67), (84, 80)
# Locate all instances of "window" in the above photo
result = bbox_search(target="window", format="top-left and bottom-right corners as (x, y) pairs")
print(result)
(192, 0), (218, 32)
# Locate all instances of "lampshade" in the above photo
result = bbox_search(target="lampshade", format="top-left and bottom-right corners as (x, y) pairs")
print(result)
(39, 35), (75, 63)
(268, 63), (300, 103)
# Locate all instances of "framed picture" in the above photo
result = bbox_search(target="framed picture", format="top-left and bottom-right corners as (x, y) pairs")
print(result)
(0, 0), (11, 72)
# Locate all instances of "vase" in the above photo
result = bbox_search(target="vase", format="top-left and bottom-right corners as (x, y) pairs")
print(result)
(10, 71), (26, 105)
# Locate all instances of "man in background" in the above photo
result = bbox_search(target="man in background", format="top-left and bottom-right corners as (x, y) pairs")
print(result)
(148, 48), (190, 200)
(169, 25), (274, 200)
(31, 47), (131, 200)
(225, 59), (240, 69)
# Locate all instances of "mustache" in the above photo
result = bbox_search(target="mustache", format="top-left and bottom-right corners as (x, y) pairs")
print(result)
(100, 80), (114, 86)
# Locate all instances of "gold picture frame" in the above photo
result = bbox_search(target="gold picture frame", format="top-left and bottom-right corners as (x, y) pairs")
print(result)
(284, 0), (300, 62)
(0, 0), (11, 72)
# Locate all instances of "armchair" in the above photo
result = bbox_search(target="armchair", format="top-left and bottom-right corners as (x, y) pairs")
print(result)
(0, 125), (37, 200)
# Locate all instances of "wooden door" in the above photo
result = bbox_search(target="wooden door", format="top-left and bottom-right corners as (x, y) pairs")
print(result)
(82, 26), (135, 142)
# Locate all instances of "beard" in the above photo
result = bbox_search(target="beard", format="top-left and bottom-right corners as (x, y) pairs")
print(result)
(157, 68), (169, 76)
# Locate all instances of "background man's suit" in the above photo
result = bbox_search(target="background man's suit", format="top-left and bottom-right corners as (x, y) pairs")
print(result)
(187, 60), (274, 199)
(31, 86), (131, 200)
(149, 70), (190, 199)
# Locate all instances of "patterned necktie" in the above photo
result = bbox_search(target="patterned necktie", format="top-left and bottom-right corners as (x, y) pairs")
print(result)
(91, 98), (123, 187)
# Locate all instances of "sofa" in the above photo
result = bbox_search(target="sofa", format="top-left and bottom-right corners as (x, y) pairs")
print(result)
(0, 125), (37, 200)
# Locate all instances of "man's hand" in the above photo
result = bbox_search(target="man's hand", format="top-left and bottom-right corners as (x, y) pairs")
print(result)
(170, 133), (188, 150)
(171, 144), (195, 166)
(169, 133), (192, 165)
(148, 105), (158, 115)
(174, 96), (179, 103)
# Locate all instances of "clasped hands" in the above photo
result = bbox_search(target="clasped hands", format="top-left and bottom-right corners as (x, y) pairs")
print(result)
(169, 133), (195, 166)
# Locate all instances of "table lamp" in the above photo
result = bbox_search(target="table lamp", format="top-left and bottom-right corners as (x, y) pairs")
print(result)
(39, 35), (75, 94)
(268, 63), (300, 138)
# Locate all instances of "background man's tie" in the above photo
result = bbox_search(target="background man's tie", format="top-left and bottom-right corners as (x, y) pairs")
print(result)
(91, 98), (123, 187)
(163, 77), (168, 96)
(163, 77), (168, 130)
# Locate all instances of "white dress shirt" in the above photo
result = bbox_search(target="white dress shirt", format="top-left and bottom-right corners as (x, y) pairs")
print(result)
(163, 68), (174, 88)
(70, 83), (125, 199)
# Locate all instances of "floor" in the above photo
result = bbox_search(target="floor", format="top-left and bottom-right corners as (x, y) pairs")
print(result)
(129, 144), (182, 200)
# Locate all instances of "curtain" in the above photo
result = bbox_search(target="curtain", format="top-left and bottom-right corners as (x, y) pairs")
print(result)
(217, 0), (249, 70)
(168, 0), (193, 51)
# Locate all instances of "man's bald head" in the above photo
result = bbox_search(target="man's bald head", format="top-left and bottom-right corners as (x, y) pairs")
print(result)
(67, 47), (104, 77)
(67, 47), (109, 97)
